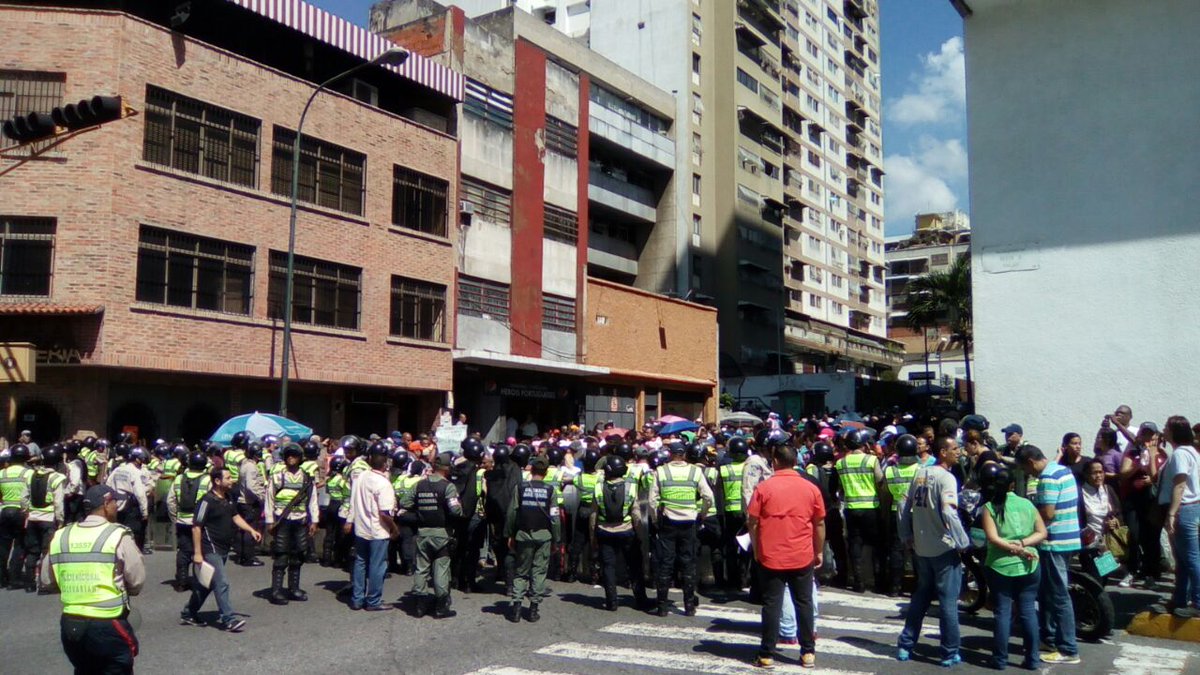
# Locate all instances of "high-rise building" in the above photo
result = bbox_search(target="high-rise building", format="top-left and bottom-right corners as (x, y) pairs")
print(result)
(448, 0), (898, 388)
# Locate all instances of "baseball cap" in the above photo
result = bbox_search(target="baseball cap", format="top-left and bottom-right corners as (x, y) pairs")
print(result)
(1138, 421), (1160, 434)
(529, 456), (549, 473)
(19, 429), (31, 437)
(83, 485), (117, 511)
(1001, 423), (1023, 436)
(434, 452), (455, 469)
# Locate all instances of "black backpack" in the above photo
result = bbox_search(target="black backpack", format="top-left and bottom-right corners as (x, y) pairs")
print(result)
(30, 471), (51, 509)
(601, 480), (627, 525)
(178, 475), (202, 513)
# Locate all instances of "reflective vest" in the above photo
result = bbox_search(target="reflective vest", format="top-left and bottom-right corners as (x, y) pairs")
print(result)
(516, 480), (555, 532)
(474, 471), (486, 516)
(0, 465), (31, 509)
(300, 460), (319, 481)
(172, 471), (211, 521)
(574, 472), (599, 505)
(147, 458), (163, 474)
(347, 457), (370, 484)
(394, 475), (421, 506)
(835, 452), (879, 510)
(273, 470), (309, 516)
(593, 478), (635, 524)
(703, 467), (719, 517)
(884, 462), (920, 512)
(655, 463), (701, 512)
(224, 449), (246, 482)
(29, 469), (65, 515)
(718, 461), (746, 513)
(326, 474), (349, 502)
(80, 449), (101, 480)
(49, 523), (127, 618)
(161, 458), (181, 481)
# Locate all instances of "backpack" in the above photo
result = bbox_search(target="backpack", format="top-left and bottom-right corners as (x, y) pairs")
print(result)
(178, 475), (202, 513)
(30, 471), (51, 509)
(601, 480), (627, 525)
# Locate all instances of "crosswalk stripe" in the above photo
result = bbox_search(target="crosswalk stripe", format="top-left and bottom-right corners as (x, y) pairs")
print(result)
(691, 605), (937, 639)
(597, 622), (891, 661)
(1111, 643), (1192, 675)
(537, 641), (874, 675)
(466, 668), (574, 675)
(817, 589), (908, 613)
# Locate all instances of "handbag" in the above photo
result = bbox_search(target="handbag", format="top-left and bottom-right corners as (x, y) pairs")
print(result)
(1103, 524), (1130, 562)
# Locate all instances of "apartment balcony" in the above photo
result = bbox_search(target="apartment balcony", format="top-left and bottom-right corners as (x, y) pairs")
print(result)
(587, 231), (639, 278)
(737, 0), (785, 36)
(588, 104), (675, 170)
(844, 0), (869, 21)
(588, 170), (657, 223)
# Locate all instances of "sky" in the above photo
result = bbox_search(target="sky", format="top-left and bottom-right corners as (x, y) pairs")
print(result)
(309, 0), (967, 236)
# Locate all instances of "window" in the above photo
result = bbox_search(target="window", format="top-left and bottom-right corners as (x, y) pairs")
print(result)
(693, 214), (702, 236)
(143, 85), (260, 187)
(831, 274), (843, 288)
(135, 225), (252, 314)
(692, 132), (702, 165)
(0, 71), (65, 150)
(737, 184), (760, 206)
(692, 13), (703, 45)
(543, 294), (576, 333)
(0, 217), (55, 296)
(392, 166), (449, 237)
(267, 251), (361, 330)
(464, 78), (514, 129)
(390, 276), (446, 342)
(808, 292), (822, 308)
(271, 127), (365, 215)
(691, 254), (702, 287)
(461, 177), (511, 226)
(692, 53), (702, 81)
(457, 275), (510, 322)
(544, 116), (578, 158)
(543, 204), (578, 245)
(806, 39), (819, 58)
(807, 150), (821, 168)
(931, 253), (950, 266)
(692, 173), (702, 199)
(736, 68), (759, 93)
(807, 234), (822, 250)
(831, 300), (843, 314)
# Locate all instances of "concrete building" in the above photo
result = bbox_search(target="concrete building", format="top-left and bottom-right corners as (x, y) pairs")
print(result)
(952, 0), (1200, 445)
(885, 211), (972, 388)
(0, 0), (463, 443)
(371, 1), (717, 440)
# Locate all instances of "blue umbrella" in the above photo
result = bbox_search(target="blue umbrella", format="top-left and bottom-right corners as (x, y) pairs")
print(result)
(210, 412), (313, 445)
(658, 420), (700, 436)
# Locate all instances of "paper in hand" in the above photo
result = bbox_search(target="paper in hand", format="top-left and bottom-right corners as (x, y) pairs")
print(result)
(194, 560), (216, 589)
(736, 531), (752, 552)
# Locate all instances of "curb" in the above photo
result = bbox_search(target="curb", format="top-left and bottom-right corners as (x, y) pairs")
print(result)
(1126, 611), (1200, 643)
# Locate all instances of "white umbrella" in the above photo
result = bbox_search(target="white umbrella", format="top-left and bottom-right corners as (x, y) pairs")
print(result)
(720, 411), (763, 426)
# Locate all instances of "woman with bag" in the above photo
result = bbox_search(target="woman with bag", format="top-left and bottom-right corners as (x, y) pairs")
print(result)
(1077, 459), (1127, 583)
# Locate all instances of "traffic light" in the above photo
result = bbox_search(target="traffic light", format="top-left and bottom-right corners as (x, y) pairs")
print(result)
(2, 95), (124, 146)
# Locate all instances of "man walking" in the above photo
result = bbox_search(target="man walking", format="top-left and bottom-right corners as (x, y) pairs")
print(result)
(180, 467), (261, 632)
(897, 436), (971, 667)
(346, 443), (398, 611)
(748, 445), (826, 670)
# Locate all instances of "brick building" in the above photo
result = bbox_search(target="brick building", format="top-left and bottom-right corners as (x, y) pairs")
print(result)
(0, 1), (464, 444)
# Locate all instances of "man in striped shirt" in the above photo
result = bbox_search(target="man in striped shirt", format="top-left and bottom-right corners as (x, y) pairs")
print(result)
(1017, 445), (1081, 665)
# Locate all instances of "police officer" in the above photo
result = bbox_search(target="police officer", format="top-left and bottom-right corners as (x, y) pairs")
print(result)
(543, 445), (569, 582)
(224, 431), (252, 485)
(41, 485), (145, 674)
(391, 455), (422, 575)
(63, 440), (88, 523)
(806, 441), (846, 587)
(236, 440), (267, 567)
(264, 442), (320, 605)
(401, 453), (462, 618)
(834, 428), (884, 593)
(106, 445), (150, 553)
(690, 443), (723, 589)
(451, 437), (487, 593)
(324, 457), (351, 568)
(719, 436), (750, 590)
(505, 456), (561, 623)
(590, 455), (647, 610)
(24, 443), (66, 591)
(485, 444), (519, 590)
(168, 450), (211, 592)
(0, 443), (33, 588)
(882, 434), (921, 596)
(649, 442), (714, 616)
(570, 448), (602, 585)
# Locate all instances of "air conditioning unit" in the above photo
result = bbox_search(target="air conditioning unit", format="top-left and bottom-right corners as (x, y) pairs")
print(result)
(460, 201), (475, 215)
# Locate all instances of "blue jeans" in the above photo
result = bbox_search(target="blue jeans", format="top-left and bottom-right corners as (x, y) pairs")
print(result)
(987, 568), (1040, 669)
(779, 589), (796, 639)
(186, 551), (234, 623)
(1038, 549), (1077, 656)
(1171, 502), (1200, 609)
(897, 549), (962, 661)
(351, 537), (390, 609)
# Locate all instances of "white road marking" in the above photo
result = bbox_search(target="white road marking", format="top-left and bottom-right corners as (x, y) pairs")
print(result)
(596, 622), (891, 661)
(537, 641), (874, 675)
(817, 588), (908, 614)
(466, 668), (574, 675)
(690, 605), (932, 638)
(1111, 643), (1192, 675)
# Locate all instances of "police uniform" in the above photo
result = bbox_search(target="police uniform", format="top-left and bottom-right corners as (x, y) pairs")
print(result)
(153, 455), (181, 548)
(451, 458), (487, 592)
(106, 460), (149, 552)
(24, 463), (66, 590)
(505, 463), (561, 622)
(697, 463), (724, 588)
(590, 472), (646, 610)
(570, 467), (601, 583)
(264, 463), (320, 604)
(167, 468), (211, 590)
(236, 457), (266, 566)
(648, 456), (714, 616)
(391, 471), (421, 573)
(883, 458), (920, 595)
(401, 467), (463, 617)
(323, 470), (350, 567)
(0, 458), (32, 588)
(718, 457), (747, 589)
(834, 449), (883, 592)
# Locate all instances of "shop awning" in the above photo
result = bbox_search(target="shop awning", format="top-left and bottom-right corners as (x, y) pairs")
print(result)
(453, 349), (610, 377)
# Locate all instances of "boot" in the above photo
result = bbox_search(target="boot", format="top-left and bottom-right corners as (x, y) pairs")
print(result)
(432, 595), (456, 619)
(527, 602), (540, 623)
(287, 566), (308, 601)
(603, 588), (618, 611)
(634, 583), (651, 610)
(506, 601), (521, 623)
(683, 583), (697, 616)
(269, 567), (289, 605)
(414, 595), (431, 618)
(655, 586), (670, 617)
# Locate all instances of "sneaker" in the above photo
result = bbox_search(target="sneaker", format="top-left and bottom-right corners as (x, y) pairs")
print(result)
(897, 648), (911, 662)
(800, 653), (815, 669)
(1041, 652), (1080, 665)
(1150, 602), (1175, 615)
(753, 656), (775, 669)
(179, 613), (204, 627)
(1117, 574), (1134, 588)
(1173, 606), (1200, 619)
(940, 654), (962, 668)
(216, 618), (247, 633)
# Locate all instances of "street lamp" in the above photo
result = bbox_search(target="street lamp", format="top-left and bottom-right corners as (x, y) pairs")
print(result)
(279, 47), (410, 417)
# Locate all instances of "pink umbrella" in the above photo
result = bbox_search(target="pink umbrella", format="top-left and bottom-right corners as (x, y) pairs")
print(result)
(657, 415), (688, 424)
(601, 427), (630, 439)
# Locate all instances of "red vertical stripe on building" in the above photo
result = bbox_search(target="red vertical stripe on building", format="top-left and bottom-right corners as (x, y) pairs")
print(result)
(510, 40), (547, 358)
(575, 73), (591, 361)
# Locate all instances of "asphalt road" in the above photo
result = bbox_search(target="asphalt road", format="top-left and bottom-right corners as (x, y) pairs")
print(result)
(1, 549), (1195, 674)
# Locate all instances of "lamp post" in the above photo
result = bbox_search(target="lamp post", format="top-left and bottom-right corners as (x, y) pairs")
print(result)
(279, 47), (410, 417)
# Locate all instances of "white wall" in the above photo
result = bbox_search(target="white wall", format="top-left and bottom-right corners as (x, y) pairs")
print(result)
(541, 239), (576, 297)
(963, 0), (1200, 448)
(461, 218), (512, 284)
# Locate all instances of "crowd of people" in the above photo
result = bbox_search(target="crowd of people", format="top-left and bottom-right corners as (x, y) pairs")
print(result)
(2, 402), (1199, 672)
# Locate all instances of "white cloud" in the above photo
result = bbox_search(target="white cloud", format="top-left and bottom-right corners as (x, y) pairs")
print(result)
(888, 37), (966, 126)
(884, 136), (967, 229)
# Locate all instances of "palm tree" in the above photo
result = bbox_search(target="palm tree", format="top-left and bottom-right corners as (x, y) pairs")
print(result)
(906, 253), (974, 407)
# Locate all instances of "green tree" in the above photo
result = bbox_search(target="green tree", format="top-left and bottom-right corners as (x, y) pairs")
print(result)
(906, 252), (973, 406)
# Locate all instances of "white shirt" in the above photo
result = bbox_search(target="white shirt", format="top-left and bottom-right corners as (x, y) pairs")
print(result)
(1080, 483), (1109, 547)
(348, 469), (396, 540)
(1166, 444), (1200, 505)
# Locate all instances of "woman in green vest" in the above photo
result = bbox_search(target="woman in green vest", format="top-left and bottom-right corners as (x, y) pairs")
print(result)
(979, 463), (1047, 671)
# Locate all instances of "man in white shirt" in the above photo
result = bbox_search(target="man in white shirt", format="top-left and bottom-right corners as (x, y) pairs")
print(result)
(345, 444), (398, 611)
(107, 446), (150, 552)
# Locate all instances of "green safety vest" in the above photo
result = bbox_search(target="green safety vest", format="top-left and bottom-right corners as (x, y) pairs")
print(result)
(147, 458), (162, 474)
(835, 452), (880, 510)
(172, 471), (212, 519)
(300, 460), (319, 480)
(273, 470), (308, 514)
(224, 449), (246, 482)
(718, 461), (746, 513)
(574, 472), (599, 504)
(593, 478), (636, 524)
(655, 463), (701, 512)
(49, 523), (128, 618)
(393, 475), (421, 505)
(884, 462), (920, 512)
(29, 469), (65, 515)
(475, 471), (486, 515)
(327, 474), (350, 502)
(80, 449), (101, 480)
(703, 466), (718, 517)
(0, 465), (31, 509)
(347, 457), (370, 483)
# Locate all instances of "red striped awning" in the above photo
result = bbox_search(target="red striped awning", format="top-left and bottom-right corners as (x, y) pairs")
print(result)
(225, 0), (464, 101)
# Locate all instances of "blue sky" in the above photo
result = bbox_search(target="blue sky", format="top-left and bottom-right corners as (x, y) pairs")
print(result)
(310, 0), (966, 236)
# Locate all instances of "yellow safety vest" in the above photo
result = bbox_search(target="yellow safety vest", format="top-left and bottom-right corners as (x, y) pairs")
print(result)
(29, 469), (65, 515)
(655, 463), (701, 512)
(718, 462), (745, 513)
(835, 452), (880, 510)
(0, 465), (31, 509)
(884, 462), (920, 512)
(49, 523), (128, 618)
(224, 449), (246, 482)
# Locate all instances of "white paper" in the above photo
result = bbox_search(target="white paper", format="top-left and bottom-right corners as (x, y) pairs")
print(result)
(194, 560), (215, 589)
(736, 531), (752, 552)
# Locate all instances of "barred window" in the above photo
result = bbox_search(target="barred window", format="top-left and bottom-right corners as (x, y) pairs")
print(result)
(271, 127), (365, 216)
(461, 178), (511, 226)
(0, 71), (65, 150)
(542, 294), (576, 333)
(142, 85), (260, 187)
(135, 225), (253, 314)
(392, 166), (448, 237)
(543, 204), (577, 245)
(544, 116), (578, 158)
(0, 217), (56, 296)
(390, 276), (447, 342)
(267, 251), (361, 330)
(457, 275), (509, 323)
(463, 78), (514, 129)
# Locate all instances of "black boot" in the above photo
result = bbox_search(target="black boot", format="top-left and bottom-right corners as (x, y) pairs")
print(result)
(432, 595), (456, 619)
(604, 588), (618, 611)
(269, 567), (289, 605)
(683, 583), (697, 616)
(506, 601), (521, 623)
(527, 602), (540, 623)
(287, 566), (307, 601)
(655, 586), (670, 616)
(414, 595), (431, 618)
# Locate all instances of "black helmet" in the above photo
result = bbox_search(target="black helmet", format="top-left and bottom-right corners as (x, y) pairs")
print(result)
(727, 436), (750, 460)
(95, 438), (110, 453)
(203, 441), (223, 456)
(230, 431), (253, 450)
(304, 440), (322, 460)
(42, 444), (63, 466)
(260, 434), (279, 447)
(492, 444), (511, 464)
(894, 434), (919, 457)
(129, 447), (147, 463)
(391, 451), (411, 473)
(367, 440), (390, 458)
(245, 441), (264, 460)
(64, 439), (82, 455)
(580, 448), (601, 471)
(614, 442), (634, 461)
(511, 444), (531, 468)
(685, 442), (705, 464)
(546, 446), (565, 466)
(650, 448), (671, 469)
(113, 443), (131, 459)
(461, 438), (485, 462)
(281, 443), (304, 460)
(116, 431), (134, 445)
(187, 451), (207, 470)
(811, 441), (835, 465)
(82, 436), (97, 449)
(172, 443), (189, 460)
(842, 429), (865, 451)
(978, 462), (1011, 492)
(604, 455), (628, 480)
(340, 435), (363, 454)
(330, 457), (349, 474)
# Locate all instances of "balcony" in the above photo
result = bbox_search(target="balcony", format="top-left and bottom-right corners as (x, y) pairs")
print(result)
(844, 0), (869, 21)
(588, 171), (657, 223)
(589, 104), (675, 170)
(587, 231), (639, 278)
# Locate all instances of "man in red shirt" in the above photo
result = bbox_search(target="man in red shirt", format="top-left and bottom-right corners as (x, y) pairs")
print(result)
(748, 445), (826, 669)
